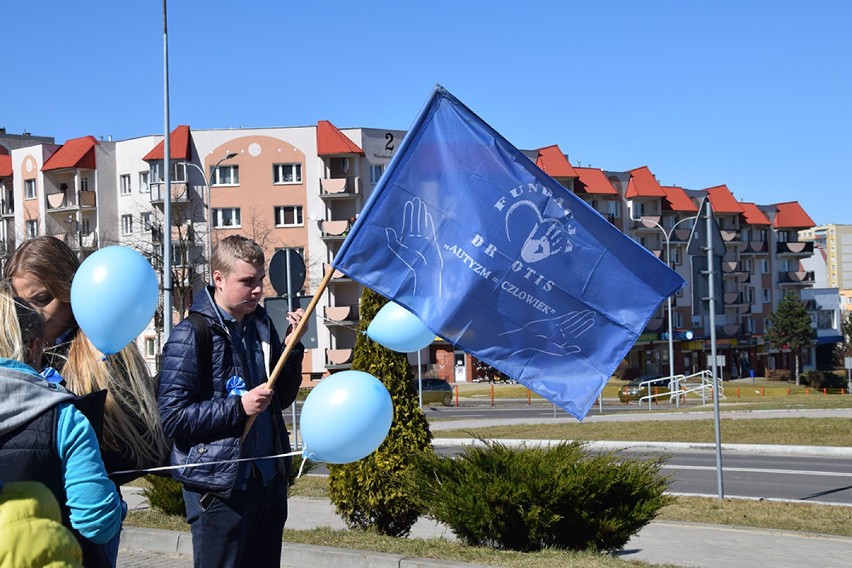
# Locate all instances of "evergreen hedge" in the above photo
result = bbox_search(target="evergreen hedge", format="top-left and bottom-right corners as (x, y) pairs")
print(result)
(327, 288), (434, 537)
(412, 440), (672, 552)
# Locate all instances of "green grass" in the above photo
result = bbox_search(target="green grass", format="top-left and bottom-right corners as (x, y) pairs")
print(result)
(435, 417), (852, 446)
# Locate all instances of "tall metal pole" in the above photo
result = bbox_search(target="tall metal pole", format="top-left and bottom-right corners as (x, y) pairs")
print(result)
(706, 207), (724, 499)
(162, 0), (173, 340)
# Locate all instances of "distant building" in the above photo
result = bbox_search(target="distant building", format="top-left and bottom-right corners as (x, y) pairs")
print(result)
(0, 126), (827, 385)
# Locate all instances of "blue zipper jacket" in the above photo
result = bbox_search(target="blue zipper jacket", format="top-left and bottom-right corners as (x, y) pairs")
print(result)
(158, 287), (304, 497)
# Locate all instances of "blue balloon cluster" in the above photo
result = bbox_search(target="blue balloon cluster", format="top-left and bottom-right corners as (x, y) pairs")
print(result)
(367, 301), (435, 353)
(70, 246), (159, 355)
(300, 370), (393, 464)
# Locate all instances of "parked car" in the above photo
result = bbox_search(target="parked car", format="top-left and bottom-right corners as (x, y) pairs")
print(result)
(415, 378), (454, 406)
(618, 375), (671, 403)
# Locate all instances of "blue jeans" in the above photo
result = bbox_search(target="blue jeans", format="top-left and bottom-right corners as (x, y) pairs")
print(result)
(183, 475), (287, 568)
(100, 498), (127, 566)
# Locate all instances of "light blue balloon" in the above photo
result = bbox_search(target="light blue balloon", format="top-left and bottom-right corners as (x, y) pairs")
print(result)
(367, 301), (435, 353)
(300, 370), (393, 464)
(70, 246), (159, 355)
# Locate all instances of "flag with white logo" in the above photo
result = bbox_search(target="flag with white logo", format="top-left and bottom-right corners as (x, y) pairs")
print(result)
(333, 85), (685, 419)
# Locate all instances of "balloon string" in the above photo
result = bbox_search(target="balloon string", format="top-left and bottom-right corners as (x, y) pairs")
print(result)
(109, 450), (303, 477)
(297, 452), (308, 479)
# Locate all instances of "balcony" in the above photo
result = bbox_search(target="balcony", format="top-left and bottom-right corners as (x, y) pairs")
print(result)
(324, 304), (359, 326)
(149, 182), (190, 204)
(46, 192), (67, 209)
(670, 228), (692, 243)
(722, 261), (750, 280)
(326, 348), (353, 369)
(321, 219), (351, 242)
(779, 271), (815, 285)
(740, 241), (768, 254)
(319, 176), (361, 200)
(723, 292), (748, 308)
(720, 229), (741, 243)
(717, 324), (741, 338)
(776, 241), (813, 255)
(324, 263), (350, 282)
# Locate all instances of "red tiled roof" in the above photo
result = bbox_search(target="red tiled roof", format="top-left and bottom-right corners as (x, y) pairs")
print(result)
(143, 125), (192, 161)
(625, 166), (666, 198)
(705, 185), (744, 214)
(574, 167), (617, 195)
(739, 202), (771, 226)
(316, 120), (364, 156)
(661, 186), (698, 212)
(772, 201), (815, 229)
(0, 155), (11, 178)
(42, 136), (98, 171)
(534, 145), (577, 178)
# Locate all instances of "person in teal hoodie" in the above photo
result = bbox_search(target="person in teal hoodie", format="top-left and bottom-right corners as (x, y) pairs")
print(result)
(0, 280), (122, 567)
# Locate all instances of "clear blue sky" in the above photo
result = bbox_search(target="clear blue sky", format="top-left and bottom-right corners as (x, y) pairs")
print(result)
(5, 1), (849, 226)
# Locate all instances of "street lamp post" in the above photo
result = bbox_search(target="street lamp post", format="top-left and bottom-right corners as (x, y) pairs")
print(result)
(632, 213), (698, 392)
(179, 152), (236, 281)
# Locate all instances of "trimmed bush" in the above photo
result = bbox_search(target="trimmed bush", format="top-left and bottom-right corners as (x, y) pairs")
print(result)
(766, 368), (793, 382)
(143, 475), (185, 517)
(144, 455), (317, 517)
(327, 288), (434, 537)
(413, 440), (672, 553)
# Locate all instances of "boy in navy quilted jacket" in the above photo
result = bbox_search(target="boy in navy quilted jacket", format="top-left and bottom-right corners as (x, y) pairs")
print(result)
(158, 235), (305, 568)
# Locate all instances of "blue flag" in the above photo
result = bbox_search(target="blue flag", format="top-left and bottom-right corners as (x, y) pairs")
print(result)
(334, 86), (685, 419)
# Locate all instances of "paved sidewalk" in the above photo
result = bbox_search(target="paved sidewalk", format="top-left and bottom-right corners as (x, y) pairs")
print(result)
(118, 489), (852, 568)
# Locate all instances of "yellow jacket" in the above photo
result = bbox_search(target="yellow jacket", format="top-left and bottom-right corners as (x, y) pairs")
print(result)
(0, 481), (83, 567)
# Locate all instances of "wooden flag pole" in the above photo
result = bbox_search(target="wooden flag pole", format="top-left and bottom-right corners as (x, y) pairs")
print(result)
(242, 264), (337, 440)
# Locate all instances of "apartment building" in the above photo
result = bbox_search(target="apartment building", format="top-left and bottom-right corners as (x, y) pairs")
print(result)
(0, 126), (823, 386)
(801, 224), (852, 313)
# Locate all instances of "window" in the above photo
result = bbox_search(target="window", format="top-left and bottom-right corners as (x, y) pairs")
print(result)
(631, 201), (645, 218)
(274, 206), (304, 227)
(150, 161), (187, 183)
(213, 207), (241, 227)
(761, 259), (769, 274)
(120, 174), (131, 195)
(145, 337), (156, 358)
(762, 288), (771, 303)
(670, 247), (682, 266)
(25, 180), (37, 199)
(141, 211), (152, 231)
(121, 214), (133, 235)
(607, 200), (620, 218)
(25, 220), (38, 238)
(171, 243), (187, 266)
(778, 231), (788, 243)
(273, 163), (302, 184)
(370, 164), (384, 185)
(173, 162), (186, 183)
(80, 217), (91, 235)
(211, 165), (239, 186)
(674, 312), (683, 328)
(139, 171), (149, 193)
(80, 177), (89, 192)
(817, 310), (834, 330)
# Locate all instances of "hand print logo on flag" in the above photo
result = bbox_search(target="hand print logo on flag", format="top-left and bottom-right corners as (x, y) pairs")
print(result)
(334, 86), (685, 419)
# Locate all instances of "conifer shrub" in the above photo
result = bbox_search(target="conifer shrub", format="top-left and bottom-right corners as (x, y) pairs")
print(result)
(143, 475), (186, 517)
(144, 454), (316, 516)
(412, 440), (672, 552)
(327, 288), (434, 537)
